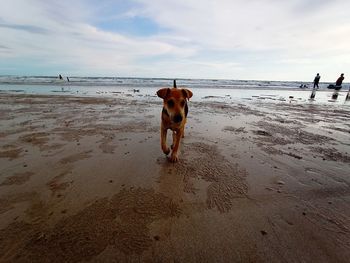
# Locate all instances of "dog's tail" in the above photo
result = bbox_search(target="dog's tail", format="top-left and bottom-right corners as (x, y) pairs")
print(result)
(173, 79), (177, 88)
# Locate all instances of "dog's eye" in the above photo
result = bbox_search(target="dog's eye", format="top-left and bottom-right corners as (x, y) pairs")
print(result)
(180, 100), (185, 107)
(167, 99), (174, 108)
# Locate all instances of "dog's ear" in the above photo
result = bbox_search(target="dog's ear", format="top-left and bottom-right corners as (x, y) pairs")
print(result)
(157, 88), (170, 99)
(182, 89), (193, 100)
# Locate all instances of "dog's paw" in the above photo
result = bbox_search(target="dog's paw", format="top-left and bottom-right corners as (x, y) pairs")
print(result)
(169, 153), (179, 163)
(163, 147), (170, 155)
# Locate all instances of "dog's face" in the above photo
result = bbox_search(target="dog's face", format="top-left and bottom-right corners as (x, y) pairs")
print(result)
(157, 88), (193, 124)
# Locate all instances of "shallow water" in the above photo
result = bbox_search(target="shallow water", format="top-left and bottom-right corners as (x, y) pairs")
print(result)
(1, 83), (349, 106)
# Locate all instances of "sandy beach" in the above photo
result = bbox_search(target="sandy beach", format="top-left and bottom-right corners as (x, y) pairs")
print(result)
(0, 92), (349, 262)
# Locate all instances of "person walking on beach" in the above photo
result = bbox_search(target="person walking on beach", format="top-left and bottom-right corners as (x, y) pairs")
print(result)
(335, 73), (344, 90)
(313, 73), (320, 89)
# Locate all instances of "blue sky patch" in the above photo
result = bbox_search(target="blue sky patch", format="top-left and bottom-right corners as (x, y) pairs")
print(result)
(96, 16), (163, 37)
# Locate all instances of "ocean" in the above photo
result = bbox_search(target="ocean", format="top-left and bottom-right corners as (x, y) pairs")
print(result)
(0, 76), (349, 105)
(0, 75), (332, 89)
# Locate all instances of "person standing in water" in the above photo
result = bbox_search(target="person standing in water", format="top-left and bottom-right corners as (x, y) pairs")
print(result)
(335, 73), (344, 90)
(310, 73), (320, 99)
(313, 73), (320, 89)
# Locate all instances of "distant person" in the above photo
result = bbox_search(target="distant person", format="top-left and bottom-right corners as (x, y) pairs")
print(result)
(335, 73), (344, 90)
(59, 74), (63, 80)
(67, 77), (70, 82)
(313, 73), (320, 89)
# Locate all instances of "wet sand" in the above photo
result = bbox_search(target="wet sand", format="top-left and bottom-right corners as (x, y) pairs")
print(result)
(0, 93), (349, 262)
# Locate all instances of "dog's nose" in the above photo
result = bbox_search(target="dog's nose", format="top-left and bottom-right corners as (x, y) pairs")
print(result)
(173, 114), (183, 123)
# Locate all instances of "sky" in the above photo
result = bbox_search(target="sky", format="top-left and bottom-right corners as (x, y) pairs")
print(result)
(0, 0), (350, 81)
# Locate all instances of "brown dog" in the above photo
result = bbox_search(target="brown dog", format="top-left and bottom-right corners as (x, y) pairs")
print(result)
(157, 80), (193, 162)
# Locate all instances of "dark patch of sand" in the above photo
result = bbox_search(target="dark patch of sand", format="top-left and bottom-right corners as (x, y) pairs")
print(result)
(0, 148), (23, 160)
(310, 146), (350, 163)
(0, 172), (34, 186)
(0, 192), (37, 215)
(20, 132), (50, 150)
(0, 188), (180, 262)
(59, 150), (92, 165)
(222, 126), (247, 134)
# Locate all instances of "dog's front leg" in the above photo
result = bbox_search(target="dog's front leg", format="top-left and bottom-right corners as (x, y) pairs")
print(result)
(161, 126), (170, 155)
(181, 125), (185, 138)
(171, 131), (176, 149)
(169, 130), (182, 162)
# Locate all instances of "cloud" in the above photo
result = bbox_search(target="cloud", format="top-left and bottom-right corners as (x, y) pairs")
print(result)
(0, 23), (50, 34)
(0, 0), (350, 80)
(130, 0), (350, 80)
(134, 0), (350, 52)
(0, 0), (197, 76)
(0, 44), (10, 50)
